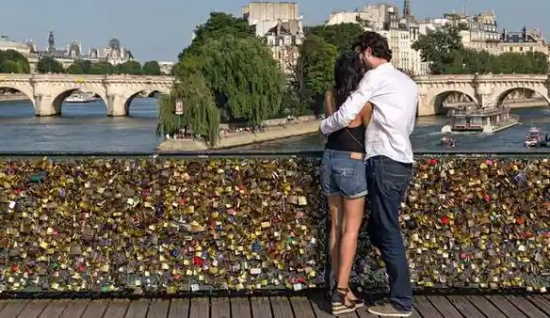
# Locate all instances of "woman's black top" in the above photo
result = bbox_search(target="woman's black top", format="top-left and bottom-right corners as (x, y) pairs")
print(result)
(325, 125), (365, 153)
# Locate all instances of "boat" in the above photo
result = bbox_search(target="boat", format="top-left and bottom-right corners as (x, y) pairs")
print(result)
(441, 105), (520, 134)
(440, 135), (456, 148)
(524, 127), (549, 148)
(65, 92), (98, 103)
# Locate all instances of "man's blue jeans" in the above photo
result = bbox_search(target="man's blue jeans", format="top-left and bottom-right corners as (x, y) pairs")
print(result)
(366, 155), (413, 312)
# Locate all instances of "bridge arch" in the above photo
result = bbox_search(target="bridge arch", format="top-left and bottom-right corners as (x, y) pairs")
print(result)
(0, 84), (36, 113)
(428, 89), (479, 115)
(50, 87), (108, 115)
(121, 87), (170, 115)
(494, 86), (550, 108)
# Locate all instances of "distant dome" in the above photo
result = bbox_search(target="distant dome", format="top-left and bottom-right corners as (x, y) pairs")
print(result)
(109, 38), (121, 50)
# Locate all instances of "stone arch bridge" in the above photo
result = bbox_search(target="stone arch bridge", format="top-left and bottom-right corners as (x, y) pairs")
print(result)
(415, 74), (550, 116)
(0, 74), (175, 116)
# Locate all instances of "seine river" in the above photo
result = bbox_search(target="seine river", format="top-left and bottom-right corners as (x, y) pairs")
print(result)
(1, 98), (549, 154)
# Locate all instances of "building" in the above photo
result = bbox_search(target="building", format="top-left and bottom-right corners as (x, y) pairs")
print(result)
(325, 1), (430, 76)
(158, 61), (175, 75)
(0, 35), (32, 56)
(89, 38), (134, 66)
(243, 2), (304, 74)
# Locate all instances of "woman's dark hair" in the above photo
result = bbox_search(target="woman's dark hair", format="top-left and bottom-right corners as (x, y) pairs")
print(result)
(353, 31), (393, 62)
(334, 51), (367, 107)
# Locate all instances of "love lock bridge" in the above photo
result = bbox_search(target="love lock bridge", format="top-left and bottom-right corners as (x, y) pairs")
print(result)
(415, 74), (550, 116)
(0, 74), (175, 116)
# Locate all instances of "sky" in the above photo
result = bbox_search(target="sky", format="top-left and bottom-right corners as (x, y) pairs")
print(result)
(1, 0), (549, 62)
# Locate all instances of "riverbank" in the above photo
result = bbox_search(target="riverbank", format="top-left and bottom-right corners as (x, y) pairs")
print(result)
(158, 119), (321, 152)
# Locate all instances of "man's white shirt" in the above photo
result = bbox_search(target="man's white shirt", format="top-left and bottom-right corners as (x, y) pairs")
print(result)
(320, 63), (418, 163)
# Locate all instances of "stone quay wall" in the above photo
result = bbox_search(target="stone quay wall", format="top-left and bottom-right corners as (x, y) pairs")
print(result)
(0, 156), (548, 295)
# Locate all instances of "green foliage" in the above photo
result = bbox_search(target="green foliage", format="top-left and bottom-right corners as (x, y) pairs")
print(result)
(180, 12), (255, 58)
(413, 27), (550, 75)
(157, 76), (220, 146)
(115, 61), (142, 75)
(88, 62), (114, 74)
(0, 60), (19, 73)
(293, 34), (338, 115)
(177, 35), (285, 126)
(305, 23), (364, 53)
(66, 60), (92, 74)
(142, 61), (162, 75)
(37, 56), (64, 74)
(412, 27), (464, 74)
(0, 50), (30, 73)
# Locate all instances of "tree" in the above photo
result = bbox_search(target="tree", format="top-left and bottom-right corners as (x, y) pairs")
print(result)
(412, 27), (463, 74)
(180, 12), (255, 58)
(142, 61), (162, 75)
(306, 23), (364, 53)
(67, 60), (92, 74)
(89, 62), (114, 74)
(115, 61), (142, 75)
(176, 35), (285, 126)
(0, 60), (19, 73)
(0, 50), (30, 73)
(37, 56), (64, 73)
(294, 34), (338, 114)
(157, 75), (220, 146)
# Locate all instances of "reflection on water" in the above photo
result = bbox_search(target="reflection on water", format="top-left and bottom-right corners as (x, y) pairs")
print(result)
(0, 98), (549, 154)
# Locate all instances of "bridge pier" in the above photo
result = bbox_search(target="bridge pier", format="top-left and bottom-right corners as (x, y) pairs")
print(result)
(34, 94), (61, 116)
(107, 94), (130, 117)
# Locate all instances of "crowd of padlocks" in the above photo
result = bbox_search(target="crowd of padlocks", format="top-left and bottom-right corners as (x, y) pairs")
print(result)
(0, 157), (548, 294)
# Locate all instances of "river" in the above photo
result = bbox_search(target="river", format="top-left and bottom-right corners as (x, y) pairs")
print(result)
(1, 98), (549, 154)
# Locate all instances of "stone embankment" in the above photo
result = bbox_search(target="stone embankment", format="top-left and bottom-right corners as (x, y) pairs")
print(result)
(158, 116), (320, 152)
(0, 94), (28, 102)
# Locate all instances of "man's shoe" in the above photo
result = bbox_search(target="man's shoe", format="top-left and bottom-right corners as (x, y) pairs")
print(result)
(367, 303), (412, 317)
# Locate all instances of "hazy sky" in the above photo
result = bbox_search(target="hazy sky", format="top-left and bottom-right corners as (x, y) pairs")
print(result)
(1, 0), (549, 62)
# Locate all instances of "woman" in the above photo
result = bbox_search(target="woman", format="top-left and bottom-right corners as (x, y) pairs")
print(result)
(320, 51), (373, 315)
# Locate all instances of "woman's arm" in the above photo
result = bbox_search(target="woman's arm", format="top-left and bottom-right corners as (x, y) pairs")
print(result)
(324, 89), (336, 116)
(361, 102), (374, 127)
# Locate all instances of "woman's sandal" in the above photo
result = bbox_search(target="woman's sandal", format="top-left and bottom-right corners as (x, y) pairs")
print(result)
(331, 287), (364, 315)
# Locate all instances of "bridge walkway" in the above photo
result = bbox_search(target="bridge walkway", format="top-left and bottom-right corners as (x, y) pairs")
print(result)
(1, 291), (549, 318)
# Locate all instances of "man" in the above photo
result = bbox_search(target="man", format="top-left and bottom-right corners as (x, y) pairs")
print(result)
(320, 31), (418, 317)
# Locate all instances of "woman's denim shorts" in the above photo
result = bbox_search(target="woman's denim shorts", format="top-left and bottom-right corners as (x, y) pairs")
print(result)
(320, 149), (368, 199)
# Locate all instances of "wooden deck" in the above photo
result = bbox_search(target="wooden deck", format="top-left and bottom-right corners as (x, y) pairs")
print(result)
(1, 292), (549, 318)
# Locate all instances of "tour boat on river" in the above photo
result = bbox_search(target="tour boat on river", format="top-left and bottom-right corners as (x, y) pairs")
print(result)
(441, 105), (520, 134)
(65, 92), (98, 103)
(524, 127), (549, 147)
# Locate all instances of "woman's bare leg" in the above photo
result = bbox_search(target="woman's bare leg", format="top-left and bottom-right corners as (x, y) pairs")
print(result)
(327, 195), (344, 287)
(337, 197), (366, 301)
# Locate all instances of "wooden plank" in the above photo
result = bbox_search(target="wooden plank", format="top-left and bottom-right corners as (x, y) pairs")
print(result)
(505, 295), (548, 318)
(486, 295), (528, 318)
(270, 296), (292, 318)
(189, 297), (209, 318)
(427, 296), (462, 318)
(308, 291), (334, 318)
(168, 298), (189, 318)
(38, 300), (68, 318)
(210, 297), (230, 318)
(0, 300), (30, 318)
(356, 306), (380, 318)
(446, 295), (484, 318)
(0, 302), (7, 314)
(81, 300), (108, 318)
(17, 300), (50, 318)
(59, 300), (89, 318)
(230, 297), (251, 318)
(466, 295), (506, 318)
(103, 300), (129, 318)
(147, 299), (170, 318)
(413, 296), (442, 318)
(250, 297), (272, 318)
(124, 299), (149, 318)
(289, 296), (315, 318)
(526, 295), (550, 316)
